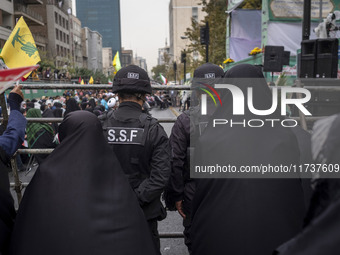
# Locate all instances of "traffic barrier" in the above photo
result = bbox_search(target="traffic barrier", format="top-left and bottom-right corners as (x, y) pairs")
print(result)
(2, 82), (338, 240)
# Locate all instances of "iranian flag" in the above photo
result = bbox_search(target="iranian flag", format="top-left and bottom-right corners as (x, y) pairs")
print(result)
(159, 74), (167, 85)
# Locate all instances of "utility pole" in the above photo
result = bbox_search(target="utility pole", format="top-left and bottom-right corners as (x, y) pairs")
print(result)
(173, 61), (177, 84)
(200, 22), (210, 62)
(302, 0), (311, 40)
(181, 51), (187, 83)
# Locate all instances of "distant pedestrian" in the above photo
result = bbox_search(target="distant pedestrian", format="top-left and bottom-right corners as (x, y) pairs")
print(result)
(64, 98), (80, 118)
(26, 108), (55, 165)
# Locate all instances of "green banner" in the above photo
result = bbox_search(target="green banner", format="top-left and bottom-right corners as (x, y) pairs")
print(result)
(268, 0), (340, 22)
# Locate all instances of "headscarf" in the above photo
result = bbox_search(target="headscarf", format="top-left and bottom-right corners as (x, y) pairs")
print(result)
(64, 98), (80, 118)
(26, 108), (54, 147)
(9, 111), (157, 255)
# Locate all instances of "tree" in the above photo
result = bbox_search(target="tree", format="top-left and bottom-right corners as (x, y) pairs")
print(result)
(151, 64), (167, 83)
(184, 0), (228, 67)
(151, 52), (177, 83)
(38, 49), (55, 70)
(240, 0), (262, 10)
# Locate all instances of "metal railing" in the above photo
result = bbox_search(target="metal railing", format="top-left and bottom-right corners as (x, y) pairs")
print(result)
(2, 82), (339, 239)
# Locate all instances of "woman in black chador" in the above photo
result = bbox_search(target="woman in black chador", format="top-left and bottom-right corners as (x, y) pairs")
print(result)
(9, 111), (157, 255)
(190, 64), (307, 255)
(275, 113), (340, 255)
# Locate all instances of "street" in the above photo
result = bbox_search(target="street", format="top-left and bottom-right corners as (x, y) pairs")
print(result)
(9, 106), (189, 255)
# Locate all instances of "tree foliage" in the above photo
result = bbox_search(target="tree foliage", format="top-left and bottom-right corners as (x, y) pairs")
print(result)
(151, 52), (183, 83)
(184, 0), (228, 68)
(240, 0), (262, 10)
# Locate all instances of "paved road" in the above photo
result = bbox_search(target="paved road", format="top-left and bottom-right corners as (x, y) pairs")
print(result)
(9, 107), (189, 255)
(150, 107), (189, 255)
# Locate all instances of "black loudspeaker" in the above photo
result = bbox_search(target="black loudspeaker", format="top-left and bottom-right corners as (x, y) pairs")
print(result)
(315, 38), (338, 78)
(263, 46), (284, 72)
(282, 51), (290, 65)
(300, 40), (317, 78)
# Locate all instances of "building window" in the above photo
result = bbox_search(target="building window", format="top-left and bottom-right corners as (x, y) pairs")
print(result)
(67, 35), (69, 44)
(62, 18), (65, 28)
(64, 48), (66, 57)
(66, 21), (68, 30)
(56, 29), (58, 40)
(60, 31), (62, 41)
(57, 45), (59, 55)
(192, 7), (198, 23)
(59, 15), (62, 26)
(55, 12), (58, 23)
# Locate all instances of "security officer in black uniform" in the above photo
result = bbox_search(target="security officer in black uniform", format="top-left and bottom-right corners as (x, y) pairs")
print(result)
(164, 63), (225, 254)
(99, 65), (171, 254)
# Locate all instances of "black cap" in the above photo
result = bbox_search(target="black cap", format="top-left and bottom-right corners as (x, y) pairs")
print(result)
(193, 63), (225, 78)
(113, 65), (151, 94)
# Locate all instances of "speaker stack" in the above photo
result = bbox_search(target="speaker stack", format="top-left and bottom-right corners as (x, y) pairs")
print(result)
(295, 38), (340, 118)
(300, 38), (338, 78)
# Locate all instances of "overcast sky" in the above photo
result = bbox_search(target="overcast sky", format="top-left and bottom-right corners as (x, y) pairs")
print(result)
(120, 0), (170, 71)
(74, 0), (170, 72)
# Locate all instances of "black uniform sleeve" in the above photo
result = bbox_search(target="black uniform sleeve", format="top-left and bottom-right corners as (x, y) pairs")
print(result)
(166, 114), (190, 204)
(135, 123), (171, 205)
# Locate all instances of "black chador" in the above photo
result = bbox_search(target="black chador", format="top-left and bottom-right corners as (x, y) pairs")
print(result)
(190, 64), (307, 255)
(9, 111), (157, 255)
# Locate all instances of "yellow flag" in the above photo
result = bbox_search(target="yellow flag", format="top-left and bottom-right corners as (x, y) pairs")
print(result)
(112, 51), (121, 74)
(0, 16), (40, 78)
(89, 76), (94, 84)
(81, 79), (84, 85)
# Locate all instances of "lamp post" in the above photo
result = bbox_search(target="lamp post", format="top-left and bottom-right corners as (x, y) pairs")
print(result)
(173, 61), (177, 84)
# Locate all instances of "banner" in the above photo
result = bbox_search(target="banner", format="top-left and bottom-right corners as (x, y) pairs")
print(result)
(0, 17), (41, 78)
(269, 0), (340, 22)
(267, 22), (319, 55)
(230, 10), (262, 61)
(0, 65), (39, 94)
(227, 0), (244, 12)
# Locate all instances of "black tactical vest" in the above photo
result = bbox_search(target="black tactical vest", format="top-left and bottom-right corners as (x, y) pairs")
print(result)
(99, 110), (157, 189)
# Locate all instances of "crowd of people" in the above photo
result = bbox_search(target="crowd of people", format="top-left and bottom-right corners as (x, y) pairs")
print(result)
(0, 63), (339, 255)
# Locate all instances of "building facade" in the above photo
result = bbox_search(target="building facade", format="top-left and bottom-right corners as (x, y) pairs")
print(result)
(158, 44), (170, 66)
(102, 47), (113, 76)
(76, 0), (121, 55)
(0, 0), (14, 49)
(169, 0), (207, 62)
(0, 0), (45, 50)
(121, 48), (133, 68)
(134, 55), (147, 71)
(82, 27), (103, 72)
(29, 0), (73, 68)
(70, 14), (83, 68)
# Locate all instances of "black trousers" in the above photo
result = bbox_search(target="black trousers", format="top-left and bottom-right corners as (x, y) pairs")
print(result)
(183, 210), (192, 254)
(148, 219), (161, 255)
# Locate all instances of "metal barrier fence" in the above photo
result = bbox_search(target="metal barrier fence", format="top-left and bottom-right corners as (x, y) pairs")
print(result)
(1, 82), (338, 239)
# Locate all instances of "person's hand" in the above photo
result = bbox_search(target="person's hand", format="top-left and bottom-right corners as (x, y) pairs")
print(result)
(175, 200), (186, 219)
(10, 85), (24, 100)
